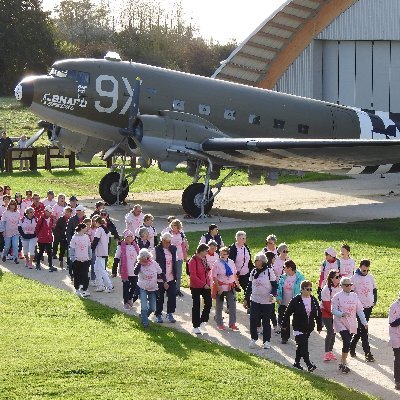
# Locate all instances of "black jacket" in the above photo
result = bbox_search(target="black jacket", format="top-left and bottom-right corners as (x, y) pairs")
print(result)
(155, 243), (177, 281)
(53, 215), (69, 242)
(66, 214), (84, 243)
(228, 243), (254, 274)
(282, 294), (322, 334)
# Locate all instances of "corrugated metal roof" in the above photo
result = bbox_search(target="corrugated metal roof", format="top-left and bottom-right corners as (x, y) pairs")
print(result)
(212, 0), (357, 87)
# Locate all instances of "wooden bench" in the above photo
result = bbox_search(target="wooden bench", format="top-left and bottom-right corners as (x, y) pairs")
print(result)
(45, 147), (76, 171)
(5, 148), (38, 172)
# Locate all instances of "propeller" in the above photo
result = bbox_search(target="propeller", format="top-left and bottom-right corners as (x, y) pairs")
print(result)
(119, 77), (148, 161)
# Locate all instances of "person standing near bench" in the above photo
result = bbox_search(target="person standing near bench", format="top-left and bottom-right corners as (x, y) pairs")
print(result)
(0, 130), (13, 173)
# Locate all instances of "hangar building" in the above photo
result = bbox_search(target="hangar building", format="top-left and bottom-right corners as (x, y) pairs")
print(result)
(213, 0), (400, 118)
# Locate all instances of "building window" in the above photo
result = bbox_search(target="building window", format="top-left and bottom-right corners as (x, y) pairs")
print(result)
(172, 100), (185, 111)
(199, 104), (210, 116)
(249, 114), (260, 125)
(274, 119), (285, 129)
(298, 124), (309, 134)
(224, 109), (236, 120)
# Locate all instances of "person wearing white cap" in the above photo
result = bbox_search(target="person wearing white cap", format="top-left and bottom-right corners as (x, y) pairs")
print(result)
(317, 247), (340, 299)
(35, 205), (57, 271)
(113, 229), (140, 309)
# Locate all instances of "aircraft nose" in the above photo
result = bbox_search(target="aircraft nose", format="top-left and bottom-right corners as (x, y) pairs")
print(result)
(14, 79), (34, 107)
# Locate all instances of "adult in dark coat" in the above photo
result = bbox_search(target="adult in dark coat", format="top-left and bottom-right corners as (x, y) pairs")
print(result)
(0, 130), (13, 172)
(154, 232), (177, 323)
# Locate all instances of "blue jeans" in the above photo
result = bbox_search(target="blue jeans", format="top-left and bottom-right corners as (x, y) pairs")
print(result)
(139, 288), (156, 326)
(176, 259), (183, 293)
(3, 235), (19, 259)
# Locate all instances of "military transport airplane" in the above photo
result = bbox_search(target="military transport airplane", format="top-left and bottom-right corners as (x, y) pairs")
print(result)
(14, 52), (400, 217)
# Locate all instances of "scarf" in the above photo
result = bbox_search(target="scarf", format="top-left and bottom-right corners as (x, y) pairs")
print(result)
(222, 259), (233, 277)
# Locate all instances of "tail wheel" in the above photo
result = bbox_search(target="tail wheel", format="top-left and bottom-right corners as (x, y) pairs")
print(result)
(181, 183), (214, 217)
(99, 172), (129, 204)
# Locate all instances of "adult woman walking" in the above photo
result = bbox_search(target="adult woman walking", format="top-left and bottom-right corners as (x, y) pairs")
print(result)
(189, 243), (212, 335)
(229, 231), (253, 295)
(244, 252), (277, 349)
(331, 277), (367, 374)
(320, 269), (341, 361)
(18, 207), (37, 269)
(212, 246), (240, 331)
(276, 260), (305, 343)
(282, 280), (322, 372)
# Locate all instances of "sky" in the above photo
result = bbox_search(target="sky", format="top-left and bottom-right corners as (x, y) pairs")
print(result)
(42, 0), (287, 44)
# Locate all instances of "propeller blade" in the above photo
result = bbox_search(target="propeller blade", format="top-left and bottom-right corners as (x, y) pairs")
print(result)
(24, 128), (45, 148)
(102, 138), (126, 160)
(128, 76), (142, 134)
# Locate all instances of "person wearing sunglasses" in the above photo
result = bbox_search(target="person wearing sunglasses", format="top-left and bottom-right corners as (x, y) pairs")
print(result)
(282, 280), (321, 372)
(349, 259), (377, 362)
(332, 277), (368, 374)
(320, 269), (341, 361)
(263, 234), (278, 255)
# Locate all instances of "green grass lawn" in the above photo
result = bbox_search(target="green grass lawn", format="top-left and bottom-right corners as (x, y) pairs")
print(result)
(0, 271), (374, 400)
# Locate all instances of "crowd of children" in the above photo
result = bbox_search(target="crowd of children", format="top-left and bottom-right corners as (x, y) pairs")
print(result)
(0, 187), (399, 390)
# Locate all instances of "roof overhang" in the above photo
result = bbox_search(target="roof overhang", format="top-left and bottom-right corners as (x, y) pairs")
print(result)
(212, 0), (358, 89)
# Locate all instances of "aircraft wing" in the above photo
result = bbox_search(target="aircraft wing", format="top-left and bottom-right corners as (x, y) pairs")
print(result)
(201, 138), (400, 150)
(200, 138), (400, 170)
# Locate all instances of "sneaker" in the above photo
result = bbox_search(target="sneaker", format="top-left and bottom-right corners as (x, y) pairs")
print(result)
(2, 256), (6, 262)
(123, 303), (131, 310)
(25, 264), (29, 268)
(293, 363), (303, 371)
(95, 286), (105, 292)
(176, 291), (184, 297)
(75, 290), (81, 296)
(229, 324), (239, 331)
(365, 352), (375, 362)
(14, 258), (19, 264)
(104, 286), (114, 293)
(329, 351), (337, 360)
(127, 300), (134, 307)
(263, 341), (271, 349)
(166, 313), (176, 323)
(6, 255), (13, 260)
(349, 349), (356, 358)
(90, 280), (97, 287)
(81, 291), (90, 298)
(200, 322), (208, 332)
(307, 364), (317, 373)
(323, 352), (331, 362)
(339, 364), (350, 374)
(395, 382), (400, 390)
(48, 267), (57, 272)
(28, 265), (33, 269)
(155, 315), (163, 323)
(216, 325), (226, 331)
(274, 325), (281, 335)
(18, 252), (24, 259)
(248, 339), (257, 349)
(35, 265), (41, 271)
(193, 327), (201, 335)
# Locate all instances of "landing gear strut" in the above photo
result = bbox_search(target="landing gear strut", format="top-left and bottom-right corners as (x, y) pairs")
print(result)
(99, 156), (143, 205)
(181, 159), (238, 218)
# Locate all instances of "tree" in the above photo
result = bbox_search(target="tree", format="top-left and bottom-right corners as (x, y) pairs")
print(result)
(0, 0), (58, 95)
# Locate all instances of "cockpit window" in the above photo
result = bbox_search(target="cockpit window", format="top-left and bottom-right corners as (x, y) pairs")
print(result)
(49, 68), (90, 85)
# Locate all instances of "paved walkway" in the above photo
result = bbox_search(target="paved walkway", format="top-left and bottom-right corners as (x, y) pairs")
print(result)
(0, 260), (397, 400)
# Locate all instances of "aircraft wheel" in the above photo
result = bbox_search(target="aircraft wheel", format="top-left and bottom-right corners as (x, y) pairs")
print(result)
(181, 183), (214, 217)
(99, 172), (129, 204)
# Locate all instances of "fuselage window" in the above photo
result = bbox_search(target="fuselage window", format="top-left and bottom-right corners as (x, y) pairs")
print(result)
(274, 119), (285, 129)
(173, 100), (185, 111)
(48, 68), (68, 78)
(298, 124), (309, 134)
(224, 109), (236, 120)
(249, 114), (260, 125)
(76, 71), (90, 85)
(199, 104), (210, 116)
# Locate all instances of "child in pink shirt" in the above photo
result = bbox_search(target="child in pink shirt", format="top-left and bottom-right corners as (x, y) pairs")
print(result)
(1, 200), (21, 264)
(69, 223), (92, 297)
(339, 244), (356, 277)
(318, 246), (340, 296)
